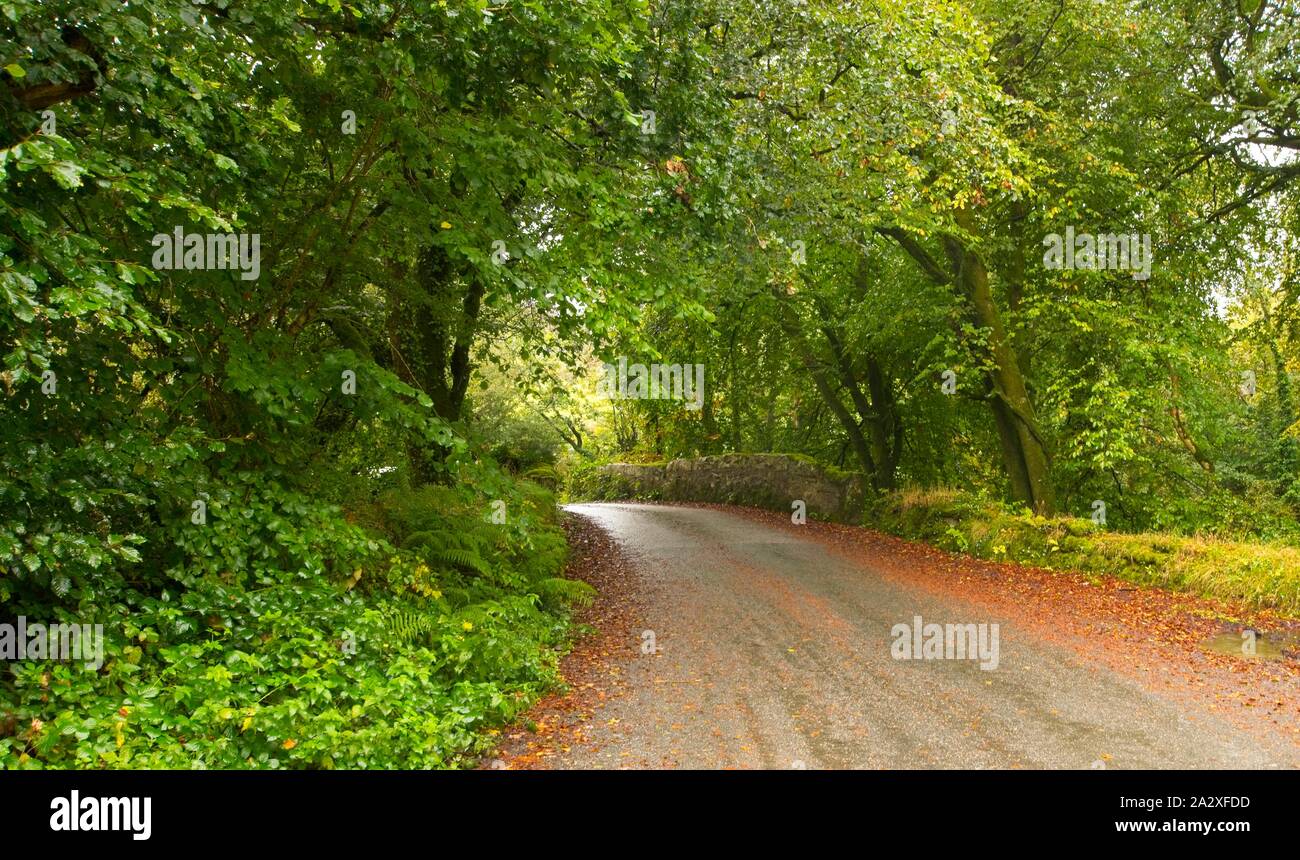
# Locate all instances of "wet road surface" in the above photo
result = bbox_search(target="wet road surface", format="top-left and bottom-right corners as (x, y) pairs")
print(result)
(530, 503), (1293, 769)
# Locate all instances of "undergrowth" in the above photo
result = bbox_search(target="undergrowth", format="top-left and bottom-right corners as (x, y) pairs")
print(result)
(1, 473), (593, 769)
(871, 488), (1300, 616)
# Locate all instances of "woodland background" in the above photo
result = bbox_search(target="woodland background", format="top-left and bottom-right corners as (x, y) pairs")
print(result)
(2, 0), (1299, 767)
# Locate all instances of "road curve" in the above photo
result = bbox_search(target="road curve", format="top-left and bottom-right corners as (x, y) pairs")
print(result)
(532, 502), (1293, 769)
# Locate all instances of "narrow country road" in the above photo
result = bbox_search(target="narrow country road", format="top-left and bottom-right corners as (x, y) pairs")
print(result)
(500, 503), (1300, 769)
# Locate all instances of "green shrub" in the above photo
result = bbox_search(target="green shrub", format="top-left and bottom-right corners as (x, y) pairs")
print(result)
(871, 488), (1300, 615)
(563, 460), (653, 502)
(1, 468), (592, 769)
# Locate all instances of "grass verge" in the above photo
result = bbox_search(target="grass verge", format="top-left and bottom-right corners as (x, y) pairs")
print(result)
(871, 488), (1300, 617)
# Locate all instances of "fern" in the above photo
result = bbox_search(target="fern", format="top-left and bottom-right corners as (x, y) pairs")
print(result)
(440, 587), (472, 609)
(384, 608), (437, 645)
(532, 577), (596, 610)
(400, 530), (440, 551)
(434, 547), (492, 577)
(403, 530), (494, 577)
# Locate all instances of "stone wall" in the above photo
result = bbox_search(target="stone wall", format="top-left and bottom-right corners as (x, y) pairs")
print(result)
(569, 453), (867, 523)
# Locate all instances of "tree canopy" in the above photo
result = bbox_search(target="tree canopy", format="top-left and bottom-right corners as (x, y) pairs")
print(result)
(3, 0), (1299, 767)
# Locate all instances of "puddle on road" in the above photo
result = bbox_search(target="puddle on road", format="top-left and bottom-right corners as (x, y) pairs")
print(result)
(1199, 631), (1289, 661)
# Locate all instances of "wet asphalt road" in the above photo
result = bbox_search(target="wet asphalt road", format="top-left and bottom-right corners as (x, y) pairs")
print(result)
(551, 503), (1289, 769)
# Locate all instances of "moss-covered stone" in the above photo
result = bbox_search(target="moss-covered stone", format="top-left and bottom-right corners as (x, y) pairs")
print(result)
(565, 454), (868, 522)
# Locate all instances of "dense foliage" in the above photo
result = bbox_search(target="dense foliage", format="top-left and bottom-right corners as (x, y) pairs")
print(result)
(3, 0), (1299, 767)
(537, 0), (1300, 541)
(0, 0), (648, 768)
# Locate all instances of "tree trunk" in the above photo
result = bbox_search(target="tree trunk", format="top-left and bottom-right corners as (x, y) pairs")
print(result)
(390, 245), (485, 483)
(814, 304), (899, 490)
(772, 285), (881, 487)
(942, 207), (1055, 514)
